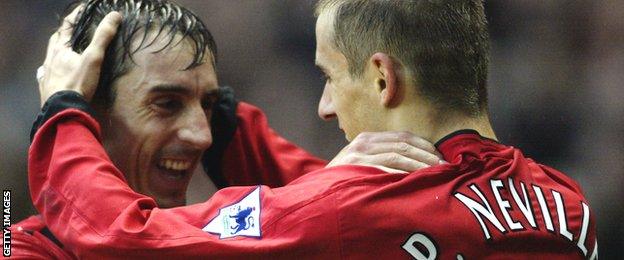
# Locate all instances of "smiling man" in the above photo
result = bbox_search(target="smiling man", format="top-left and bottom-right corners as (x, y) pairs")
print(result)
(13, 1), (443, 259)
(27, 0), (597, 259)
(14, 2), (315, 258)
(99, 32), (220, 207)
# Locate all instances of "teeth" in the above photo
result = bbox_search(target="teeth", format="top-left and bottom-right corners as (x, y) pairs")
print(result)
(158, 159), (191, 171)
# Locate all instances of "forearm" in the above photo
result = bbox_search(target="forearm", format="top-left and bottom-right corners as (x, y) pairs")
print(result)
(28, 109), (332, 258)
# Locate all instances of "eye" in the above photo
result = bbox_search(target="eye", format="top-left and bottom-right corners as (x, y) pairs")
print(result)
(151, 96), (182, 114)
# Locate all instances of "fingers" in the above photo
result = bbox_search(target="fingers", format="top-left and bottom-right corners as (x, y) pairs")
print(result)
(44, 5), (84, 67)
(84, 12), (122, 57)
(328, 131), (446, 173)
(59, 5), (84, 39)
(366, 153), (431, 172)
(350, 132), (443, 162)
(44, 33), (58, 66)
(351, 142), (441, 166)
(355, 131), (439, 156)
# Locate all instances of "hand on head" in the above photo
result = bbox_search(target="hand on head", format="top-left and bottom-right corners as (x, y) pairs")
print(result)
(327, 131), (445, 173)
(37, 6), (122, 107)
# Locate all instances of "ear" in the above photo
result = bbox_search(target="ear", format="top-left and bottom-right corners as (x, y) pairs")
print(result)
(370, 52), (399, 107)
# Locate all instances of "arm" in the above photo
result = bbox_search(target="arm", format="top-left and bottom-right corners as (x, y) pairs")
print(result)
(28, 104), (228, 257)
(202, 87), (327, 188)
(10, 232), (70, 260)
(204, 90), (441, 188)
(11, 216), (72, 259)
(29, 104), (348, 258)
(38, 8), (440, 193)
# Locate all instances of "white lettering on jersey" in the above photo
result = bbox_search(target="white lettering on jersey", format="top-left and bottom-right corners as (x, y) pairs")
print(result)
(589, 240), (598, 260)
(577, 202), (590, 256)
(454, 179), (598, 258)
(532, 185), (555, 232)
(508, 178), (537, 228)
(491, 179), (522, 230)
(454, 184), (506, 240)
(402, 232), (437, 260)
(552, 190), (573, 241)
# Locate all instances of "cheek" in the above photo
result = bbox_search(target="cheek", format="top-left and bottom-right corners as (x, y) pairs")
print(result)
(106, 114), (167, 182)
(134, 120), (171, 161)
(124, 128), (166, 194)
(331, 82), (351, 109)
(337, 82), (375, 131)
(333, 82), (362, 114)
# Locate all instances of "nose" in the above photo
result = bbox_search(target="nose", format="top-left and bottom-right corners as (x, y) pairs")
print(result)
(177, 105), (213, 150)
(318, 85), (336, 121)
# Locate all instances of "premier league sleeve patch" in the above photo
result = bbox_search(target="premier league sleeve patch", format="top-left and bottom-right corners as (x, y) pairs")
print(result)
(203, 186), (262, 239)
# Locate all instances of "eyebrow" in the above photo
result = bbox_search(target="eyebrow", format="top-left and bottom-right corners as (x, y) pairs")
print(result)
(149, 84), (191, 95)
(149, 84), (220, 97)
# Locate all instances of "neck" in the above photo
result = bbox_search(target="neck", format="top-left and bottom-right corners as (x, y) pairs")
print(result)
(428, 111), (497, 144)
(387, 104), (497, 144)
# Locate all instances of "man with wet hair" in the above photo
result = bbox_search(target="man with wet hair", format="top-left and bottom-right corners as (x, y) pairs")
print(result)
(13, 0), (441, 258)
(28, 0), (598, 258)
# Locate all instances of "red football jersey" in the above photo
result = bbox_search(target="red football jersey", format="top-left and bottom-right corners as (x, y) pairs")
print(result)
(28, 110), (598, 259)
(14, 101), (324, 259)
(216, 102), (326, 187)
(10, 216), (72, 259)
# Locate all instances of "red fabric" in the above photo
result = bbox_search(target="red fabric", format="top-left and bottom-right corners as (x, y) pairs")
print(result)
(219, 102), (327, 186)
(17, 103), (324, 258)
(11, 216), (73, 259)
(29, 110), (598, 259)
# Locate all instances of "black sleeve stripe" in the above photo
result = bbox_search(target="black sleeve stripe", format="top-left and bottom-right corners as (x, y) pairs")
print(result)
(201, 86), (239, 189)
(30, 91), (97, 143)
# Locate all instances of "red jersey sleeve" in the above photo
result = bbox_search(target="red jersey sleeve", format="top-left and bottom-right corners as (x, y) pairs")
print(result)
(11, 216), (73, 259)
(29, 106), (596, 259)
(28, 109), (344, 258)
(217, 102), (327, 187)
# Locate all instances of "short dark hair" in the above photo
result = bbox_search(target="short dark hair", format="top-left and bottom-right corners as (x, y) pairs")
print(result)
(63, 0), (217, 107)
(316, 0), (490, 116)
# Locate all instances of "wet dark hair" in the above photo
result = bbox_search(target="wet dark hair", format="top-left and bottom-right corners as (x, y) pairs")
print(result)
(63, 0), (217, 107)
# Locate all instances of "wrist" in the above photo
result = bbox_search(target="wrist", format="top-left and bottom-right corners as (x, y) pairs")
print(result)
(31, 90), (96, 142)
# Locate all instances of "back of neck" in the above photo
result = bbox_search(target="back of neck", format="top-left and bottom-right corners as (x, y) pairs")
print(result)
(428, 112), (497, 144)
(388, 106), (497, 144)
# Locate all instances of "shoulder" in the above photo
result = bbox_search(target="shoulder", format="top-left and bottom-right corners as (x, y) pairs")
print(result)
(214, 165), (393, 223)
(534, 162), (585, 194)
(236, 102), (268, 127)
(287, 165), (394, 190)
(265, 165), (402, 217)
(213, 85), (266, 123)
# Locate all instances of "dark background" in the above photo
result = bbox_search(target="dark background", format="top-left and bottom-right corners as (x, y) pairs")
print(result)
(1, 1), (621, 257)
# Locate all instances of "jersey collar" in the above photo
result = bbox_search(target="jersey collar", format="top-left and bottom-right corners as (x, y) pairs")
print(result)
(435, 129), (504, 163)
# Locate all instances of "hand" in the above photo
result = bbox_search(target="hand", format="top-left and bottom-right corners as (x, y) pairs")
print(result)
(37, 6), (122, 107)
(327, 131), (445, 173)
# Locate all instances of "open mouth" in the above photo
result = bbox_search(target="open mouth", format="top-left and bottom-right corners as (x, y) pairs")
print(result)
(156, 159), (192, 181)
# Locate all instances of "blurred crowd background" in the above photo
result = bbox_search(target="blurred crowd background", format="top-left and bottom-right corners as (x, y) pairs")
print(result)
(1, 0), (622, 257)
